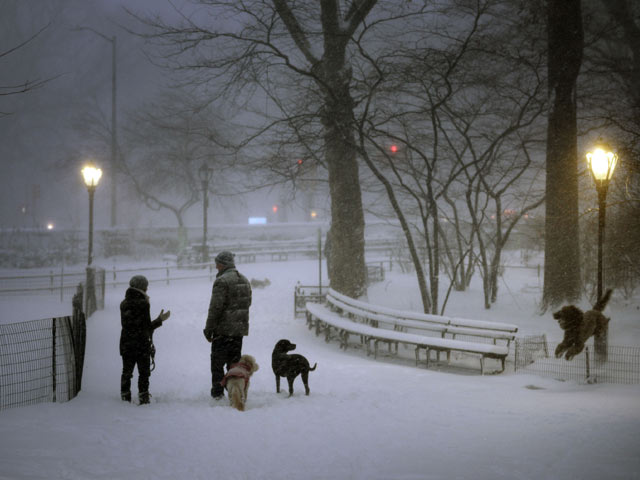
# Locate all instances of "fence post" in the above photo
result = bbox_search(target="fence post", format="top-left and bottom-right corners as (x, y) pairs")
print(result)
(60, 261), (64, 303)
(113, 265), (117, 288)
(166, 264), (170, 285)
(50, 270), (54, 293)
(585, 345), (591, 382)
(52, 318), (56, 403)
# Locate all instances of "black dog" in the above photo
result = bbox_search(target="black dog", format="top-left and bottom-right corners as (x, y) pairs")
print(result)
(271, 339), (317, 396)
(553, 289), (612, 361)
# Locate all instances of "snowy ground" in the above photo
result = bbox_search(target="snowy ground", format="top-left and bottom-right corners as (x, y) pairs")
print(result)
(1, 258), (640, 480)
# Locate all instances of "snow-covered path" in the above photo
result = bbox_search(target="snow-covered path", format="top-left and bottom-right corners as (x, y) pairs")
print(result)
(1, 260), (639, 480)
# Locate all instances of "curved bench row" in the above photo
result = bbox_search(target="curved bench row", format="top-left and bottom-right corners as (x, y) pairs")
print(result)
(305, 289), (517, 374)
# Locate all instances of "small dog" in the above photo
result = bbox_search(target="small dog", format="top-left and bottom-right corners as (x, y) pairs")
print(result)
(272, 339), (317, 396)
(250, 278), (271, 288)
(553, 289), (612, 361)
(221, 354), (259, 411)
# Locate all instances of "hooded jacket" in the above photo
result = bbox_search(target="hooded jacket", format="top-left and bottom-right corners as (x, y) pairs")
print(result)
(204, 267), (252, 338)
(119, 287), (163, 356)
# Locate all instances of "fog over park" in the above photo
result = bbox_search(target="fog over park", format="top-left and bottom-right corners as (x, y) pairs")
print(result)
(1, 3), (640, 479)
(1, 0), (292, 232)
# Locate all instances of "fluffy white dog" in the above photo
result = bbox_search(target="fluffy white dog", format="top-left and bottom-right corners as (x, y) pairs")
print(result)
(221, 354), (259, 411)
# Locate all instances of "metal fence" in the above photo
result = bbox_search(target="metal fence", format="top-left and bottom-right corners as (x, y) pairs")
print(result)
(0, 290), (86, 410)
(514, 334), (640, 384)
(0, 263), (217, 297)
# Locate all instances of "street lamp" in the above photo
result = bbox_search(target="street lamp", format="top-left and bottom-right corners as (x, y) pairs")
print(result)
(586, 142), (618, 299)
(82, 163), (102, 266)
(74, 27), (117, 227)
(198, 162), (213, 263)
(586, 141), (618, 362)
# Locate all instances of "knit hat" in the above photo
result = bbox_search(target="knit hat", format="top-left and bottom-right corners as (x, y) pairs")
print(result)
(129, 275), (149, 291)
(214, 250), (235, 268)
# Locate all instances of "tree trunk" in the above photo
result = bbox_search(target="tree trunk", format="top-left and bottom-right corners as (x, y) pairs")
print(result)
(542, 0), (583, 309)
(322, 75), (367, 298)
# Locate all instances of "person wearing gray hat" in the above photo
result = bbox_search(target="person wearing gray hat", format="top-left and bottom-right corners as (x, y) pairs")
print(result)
(120, 275), (171, 405)
(204, 251), (252, 400)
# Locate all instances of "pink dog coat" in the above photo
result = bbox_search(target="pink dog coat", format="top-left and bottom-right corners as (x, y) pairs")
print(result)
(220, 362), (251, 388)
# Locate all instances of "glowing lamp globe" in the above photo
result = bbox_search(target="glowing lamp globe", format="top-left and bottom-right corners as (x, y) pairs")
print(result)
(586, 144), (617, 184)
(82, 164), (102, 188)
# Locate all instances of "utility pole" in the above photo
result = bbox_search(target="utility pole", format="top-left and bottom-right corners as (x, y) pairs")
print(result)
(110, 35), (117, 228)
(74, 27), (118, 227)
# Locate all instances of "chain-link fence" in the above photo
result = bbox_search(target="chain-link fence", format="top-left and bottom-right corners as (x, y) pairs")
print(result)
(0, 287), (87, 410)
(514, 335), (640, 384)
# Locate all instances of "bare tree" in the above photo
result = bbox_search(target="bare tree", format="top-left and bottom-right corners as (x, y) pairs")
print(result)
(0, 22), (52, 117)
(129, 0), (393, 297)
(356, 0), (547, 311)
(120, 89), (232, 233)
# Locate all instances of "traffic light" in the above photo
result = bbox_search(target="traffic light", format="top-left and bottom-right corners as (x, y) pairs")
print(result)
(390, 144), (398, 154)
(272, 205), (278, 213)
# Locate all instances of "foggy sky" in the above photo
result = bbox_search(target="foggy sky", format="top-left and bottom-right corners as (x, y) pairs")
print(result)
(0, 0), (257, 232)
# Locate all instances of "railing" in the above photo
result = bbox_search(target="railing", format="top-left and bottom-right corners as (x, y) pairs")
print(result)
(0, 263), (216, 297)
(0, 239), (393, 296)
(0, 288), (86, 410)
(513, 334), (640, 384)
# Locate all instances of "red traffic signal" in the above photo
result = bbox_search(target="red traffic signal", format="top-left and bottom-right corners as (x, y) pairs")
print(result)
(390, 144), (398, 154)
(272, 205), (278, 213)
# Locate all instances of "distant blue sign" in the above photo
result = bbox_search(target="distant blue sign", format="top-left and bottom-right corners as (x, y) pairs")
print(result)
(248, 217), (267, 225)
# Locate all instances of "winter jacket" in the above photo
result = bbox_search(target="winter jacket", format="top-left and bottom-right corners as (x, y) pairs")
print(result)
(119, 287), (164, 356)
(220, 361), (252, 388)
(204, 267), (252, 339)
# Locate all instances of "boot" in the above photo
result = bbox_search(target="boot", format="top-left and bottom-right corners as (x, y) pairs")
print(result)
(139, 391), (151, 405)
(121, 392), (131, 403)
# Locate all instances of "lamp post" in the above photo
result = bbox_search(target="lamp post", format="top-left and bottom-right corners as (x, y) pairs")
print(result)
(586, 141), (617, 362)
(198, 162), (213, 263)
(75, 27), (117, 227)
(82, 163), (102, 266)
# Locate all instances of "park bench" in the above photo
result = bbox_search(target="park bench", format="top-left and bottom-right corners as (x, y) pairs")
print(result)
(326, 289), (518, 346)
(305, 289), (518, 374)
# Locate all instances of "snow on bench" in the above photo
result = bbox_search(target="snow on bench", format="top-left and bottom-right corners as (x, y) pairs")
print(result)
(326, 288), (518, 346)
(305, 302), (510, 375)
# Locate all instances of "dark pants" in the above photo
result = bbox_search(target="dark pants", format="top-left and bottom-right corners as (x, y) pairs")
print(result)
(210, 335), (243, 398)
(121, 352), (151, 395)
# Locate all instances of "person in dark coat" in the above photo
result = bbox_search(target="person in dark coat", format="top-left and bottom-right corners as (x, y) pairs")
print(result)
(120, 275), (170, 405)
(203, 251), (252, 400)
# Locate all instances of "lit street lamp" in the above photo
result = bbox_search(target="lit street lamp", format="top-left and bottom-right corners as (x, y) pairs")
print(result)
(74, 27), (117, 227)
(586, 141), (618, 362)
(198, 162), (213, 263)
(82, 163), (102, 266)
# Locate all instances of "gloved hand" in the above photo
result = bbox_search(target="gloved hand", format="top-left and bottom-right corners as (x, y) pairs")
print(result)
(159, 309), (171, 322)
(203, 329), (213, 343)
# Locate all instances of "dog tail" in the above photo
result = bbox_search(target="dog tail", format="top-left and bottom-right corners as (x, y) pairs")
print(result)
(593, 288), (612, 312)
(309, 363), (317, 372)
(231, 387), (244, 412)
